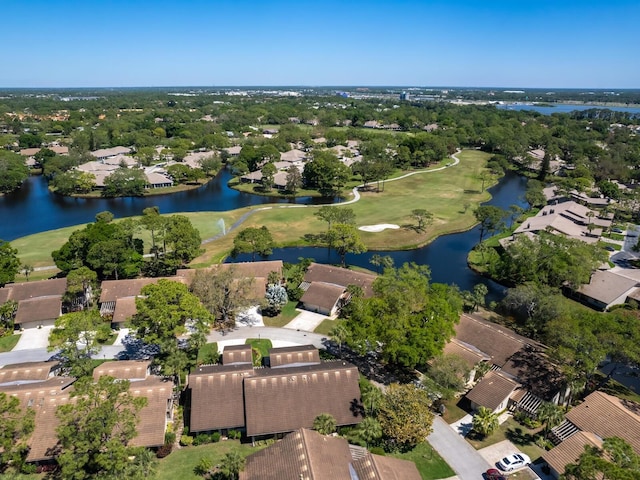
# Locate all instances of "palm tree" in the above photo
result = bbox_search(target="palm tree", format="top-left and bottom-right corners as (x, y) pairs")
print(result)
(358, 417), (382, 448)
(313, 413), (337, 435)
(219, 450), (245, 480)
(537, 402), (565, 434)
(472, 406), (499, 438)
(361, 383), (383, 416)
(21, 264), (33, 281)
(330, 323), (349, 357)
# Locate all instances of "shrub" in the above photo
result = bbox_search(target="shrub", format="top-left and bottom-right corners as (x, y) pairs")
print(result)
(180, 434), (194, 446)
(228, 429), (242, 440)
(211, 431), (221, 443)
(164, 431), (176, 445)
(193, 433), (210, 446)
(370, 447), (386, 455)
(194, 456), (213, 476)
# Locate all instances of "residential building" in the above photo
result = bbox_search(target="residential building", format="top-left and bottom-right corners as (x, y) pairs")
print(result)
(0, 278), (66, 329)
(240, 428), (421, 480)
(188, 345), (363, 439)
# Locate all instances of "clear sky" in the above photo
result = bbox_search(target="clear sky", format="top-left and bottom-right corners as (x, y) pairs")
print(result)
(2, 0), (638, 88)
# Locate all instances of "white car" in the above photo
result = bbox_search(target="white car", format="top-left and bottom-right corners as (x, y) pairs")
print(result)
(497, 453), (530, 471)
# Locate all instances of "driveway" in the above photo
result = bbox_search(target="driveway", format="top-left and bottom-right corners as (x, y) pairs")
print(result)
(283, 309), (329, 331)
(13, 326), (54, 350)
(427, 416), (491, 480)
(478, 440), (532, 474)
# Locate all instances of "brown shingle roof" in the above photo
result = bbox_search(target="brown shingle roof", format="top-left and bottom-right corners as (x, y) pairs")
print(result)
(269, 345), (320, 368)
(269, 345), (321, 368)
(0, 278), (67, 302)
(240, 428), (353, 480)
(99, 278), (183, 303)
(352, 452), (422, 480)
(0, 361), (59, 384)
(176, 261), (283, 284)
(129, 376), (173, 448)
(465, 371), (520, 411)
(112, 296), (138, 323)
(442, 339), (490, 369)
(565, 391), (640, 454)
(0, 377), (76, 462)
(14, 296), (62, 325)
(244, 361), (362, 436)
(188, 364), (255, 432)
(300, 282), (345, 312)
(543, 431), (603, 476)
(222, 344), (253, 365)
(303, 263), (376, 297)
(92, 360), (151, 381)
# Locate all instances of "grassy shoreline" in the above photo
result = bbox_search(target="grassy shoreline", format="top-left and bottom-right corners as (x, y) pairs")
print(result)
(11, 150), (494, 268)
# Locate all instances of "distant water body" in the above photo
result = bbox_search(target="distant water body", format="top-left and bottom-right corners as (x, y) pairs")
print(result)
(497, 103), (640, 115)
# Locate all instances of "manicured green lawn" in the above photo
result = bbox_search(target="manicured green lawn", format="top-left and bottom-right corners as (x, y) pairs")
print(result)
(441, 397), (470, 424)
(245, 338), (273, 358)
(154, 440), (266, 480)
(196, 342), (219, 366)
(0, 334), (20, 352)
(262, 301), (300, 327)
(391, 442), (455, 480)
(314, 318), (338, 335)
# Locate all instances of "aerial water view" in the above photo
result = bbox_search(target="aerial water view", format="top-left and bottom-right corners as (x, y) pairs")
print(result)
(1, 1), (640, 479)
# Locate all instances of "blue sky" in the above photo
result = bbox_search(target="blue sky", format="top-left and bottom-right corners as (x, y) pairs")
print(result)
(2, 0), (638, 88)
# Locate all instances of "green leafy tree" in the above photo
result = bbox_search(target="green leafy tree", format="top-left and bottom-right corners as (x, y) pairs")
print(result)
(424, 353), (471, 399)
(303, 150), (351, 196)
(48, 310), (108, 378)
(190, 267), (258, 330)
(55, 376), (147, 480)
(314, 206), (356, 231)
(472, 406), (499, 438)
(377, 383), (434, 449)
(164, 214), (203, 266)
(64, 267), (98, 306)
(0, 392), (35, 472)
(411, 209), (434, 232)
(0, 151), (30, 194)
(563, 437), (640, 480)
(312, 413), (337, 435)
(0, 300), (18, 331)
(139, 206), (166, 258)
(198, 154), (222, 176)
(102, 167), (147, 197)
(344, 263), (462, 369)
(285, 165), (303, 194)
(473, 205), (505, 243)
(260, 162), (277, 191)
(330, 322), (349, 357)
(132, 279), (211, 383)
(232, 226), (274, 262)
(0, 240), (20, 287)
(327, 223), (366, 267)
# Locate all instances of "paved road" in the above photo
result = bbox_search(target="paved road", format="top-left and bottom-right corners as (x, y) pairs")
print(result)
(206, 326), (328, 348)
(428, 416), (491, 480)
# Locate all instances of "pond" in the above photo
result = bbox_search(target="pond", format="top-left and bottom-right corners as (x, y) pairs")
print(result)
(0, 168), (334, 241)
(228, 171), (529, 302)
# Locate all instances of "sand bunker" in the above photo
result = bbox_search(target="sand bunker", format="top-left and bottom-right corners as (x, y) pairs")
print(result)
(358, 224), (400, 233)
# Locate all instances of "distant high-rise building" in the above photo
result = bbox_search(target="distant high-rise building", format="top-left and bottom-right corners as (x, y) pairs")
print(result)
(400, 91), (410, 101)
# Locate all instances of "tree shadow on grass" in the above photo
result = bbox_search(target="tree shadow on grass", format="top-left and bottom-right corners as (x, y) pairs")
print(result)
(506, 426), (536, 446)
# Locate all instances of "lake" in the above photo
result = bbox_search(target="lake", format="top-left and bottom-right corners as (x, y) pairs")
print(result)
(0, 168), (333, 241)
(228, 171), (529, 301)
(497, 103), (640, 115)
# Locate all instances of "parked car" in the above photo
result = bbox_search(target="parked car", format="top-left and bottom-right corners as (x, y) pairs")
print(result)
(497, 453), (530, 471)
(605, 246), (616, 252)
(486, 468), (508, 480)
(612, 228), (624, 233)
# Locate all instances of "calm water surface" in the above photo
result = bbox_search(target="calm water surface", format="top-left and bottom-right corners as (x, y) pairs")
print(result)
(229, 171), (528, 301)
(497, 103), (640, 115)
(0, 168), (332, 241)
